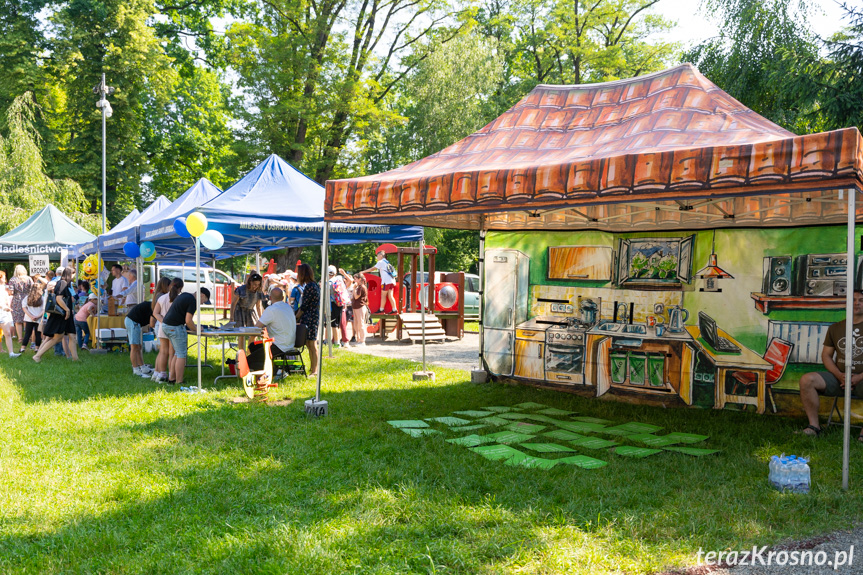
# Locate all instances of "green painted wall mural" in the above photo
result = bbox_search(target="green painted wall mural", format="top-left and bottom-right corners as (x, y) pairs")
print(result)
(483, 225), (863, 414)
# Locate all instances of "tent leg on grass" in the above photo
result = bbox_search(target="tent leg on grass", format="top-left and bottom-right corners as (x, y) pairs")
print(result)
(471, 218), (487, 384)
(305, 222), (329, 418)
(413, 227), (434, 382)
(842, 188), (857, 491)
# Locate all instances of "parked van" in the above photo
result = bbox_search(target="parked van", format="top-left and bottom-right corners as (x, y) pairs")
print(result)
(142, 264), (236, 300)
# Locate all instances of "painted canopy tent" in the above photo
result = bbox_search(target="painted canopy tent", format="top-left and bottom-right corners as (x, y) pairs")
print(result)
(325, 64), (863, 489)
(0, 204), (96, 260)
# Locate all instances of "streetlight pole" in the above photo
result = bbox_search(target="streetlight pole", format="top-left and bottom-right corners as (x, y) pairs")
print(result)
(93, 74), (114, 234)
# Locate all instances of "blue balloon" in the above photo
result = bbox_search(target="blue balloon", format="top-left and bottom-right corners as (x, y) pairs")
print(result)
(123, 242), (140, 258)
(140, 241), (156, 259)
(174, 217), (191, 238)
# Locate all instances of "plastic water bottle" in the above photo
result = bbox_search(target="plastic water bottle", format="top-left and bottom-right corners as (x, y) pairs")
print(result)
(768, 455), (781, 489)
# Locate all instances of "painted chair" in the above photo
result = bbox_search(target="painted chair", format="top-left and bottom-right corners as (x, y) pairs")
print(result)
(237, 338), (273, 399)
(730, 338), (794, 413)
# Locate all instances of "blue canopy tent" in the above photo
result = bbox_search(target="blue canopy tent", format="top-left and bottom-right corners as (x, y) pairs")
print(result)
(98, 196), (171, 259)
(69, 209), (138, 259)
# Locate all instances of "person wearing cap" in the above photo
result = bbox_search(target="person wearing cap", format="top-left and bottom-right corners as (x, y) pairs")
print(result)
(162, 287), (210, 385)
(362, 250), (398, 314)
(326, 265), (349, 347)
(73, 292), (98, 350)
(21, 280), (45, 352)
(231, 272), (264, 350)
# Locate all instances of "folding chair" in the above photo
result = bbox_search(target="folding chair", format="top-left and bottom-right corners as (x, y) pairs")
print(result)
(272, 324), (308, 379)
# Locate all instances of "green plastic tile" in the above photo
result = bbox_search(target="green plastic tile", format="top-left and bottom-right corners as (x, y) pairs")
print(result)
(511, 456), (559, 469)
(609, 422), (664, 434)
(425, 416), (472, 426)
(556, 455), (608, 469)
(450, 424), (488, 433)
(446, 434), (495, 447)
(470, 444), (526, 462)
(570, 436), (619, 450)
(452, 410), (494, 418)
(505, 422), (546, 434)
(663, 432), (709, 444)
(400, 428), (441, 437)
(514, 402), (549, 410)
(387, 420), (430, 428)
(555, 421), (608, 433)
(476, 416), (510, 426)
(626, 433), (681, 447)
(613, 445), (663, 458)
(521, 414), (559, 423)
(497, 412), (532, 420)
(595, 427), (637, 437)
(536, 408), (576, 416)
(571, 416), (615, 425)
(664, 446), (721, 456)
(542, 429), (589, 442)
(483, 431), (536, 444)
(481, 406), (517, 413)
(520, 442), (578, 453)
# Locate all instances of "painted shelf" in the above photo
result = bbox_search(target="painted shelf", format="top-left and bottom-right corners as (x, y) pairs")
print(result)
(750, 292), (847, 314)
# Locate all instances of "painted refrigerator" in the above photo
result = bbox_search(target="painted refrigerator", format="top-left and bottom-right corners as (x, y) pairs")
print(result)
(483, 248), (530, 376)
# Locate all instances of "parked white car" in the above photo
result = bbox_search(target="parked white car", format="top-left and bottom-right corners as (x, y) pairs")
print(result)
(142, 264), (236, 297)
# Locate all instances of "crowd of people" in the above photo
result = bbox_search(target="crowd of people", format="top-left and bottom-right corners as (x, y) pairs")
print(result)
(0, 250), (395, 384)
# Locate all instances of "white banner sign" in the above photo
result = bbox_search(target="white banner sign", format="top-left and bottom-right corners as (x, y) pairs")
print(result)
(29, 254), (50, 276)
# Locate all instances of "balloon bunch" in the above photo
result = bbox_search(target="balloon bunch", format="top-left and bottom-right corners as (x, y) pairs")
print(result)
(173, 212), (224, 250)
(123, 241), (158, 261)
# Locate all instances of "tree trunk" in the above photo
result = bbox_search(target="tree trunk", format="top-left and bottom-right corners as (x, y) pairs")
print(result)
(274, 247), (305, 273)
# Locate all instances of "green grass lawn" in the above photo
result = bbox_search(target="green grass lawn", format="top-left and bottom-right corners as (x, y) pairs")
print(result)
(1, 341), (862, 574)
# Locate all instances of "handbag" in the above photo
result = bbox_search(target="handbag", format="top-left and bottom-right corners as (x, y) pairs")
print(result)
(45, 292), (67, 316)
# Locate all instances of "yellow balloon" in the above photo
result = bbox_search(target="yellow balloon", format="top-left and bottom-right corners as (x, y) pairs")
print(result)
(186, 212), (208, 237)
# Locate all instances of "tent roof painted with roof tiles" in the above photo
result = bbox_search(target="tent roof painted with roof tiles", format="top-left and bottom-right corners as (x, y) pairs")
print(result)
(325, 64), (863, 231)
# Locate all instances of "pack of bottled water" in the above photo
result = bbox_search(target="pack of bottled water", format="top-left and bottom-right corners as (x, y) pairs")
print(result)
(768, 454), (810, 493)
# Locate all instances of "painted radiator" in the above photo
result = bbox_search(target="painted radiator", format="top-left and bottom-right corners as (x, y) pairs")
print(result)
(767, 321), (832, 364)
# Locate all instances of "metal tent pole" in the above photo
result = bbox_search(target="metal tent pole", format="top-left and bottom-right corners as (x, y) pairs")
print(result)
(420, 230), (426, 371)
(305, 223), (330, 417)
(471, 217), (487, 383)
(212, 256), (218, 324)
(843, 188), (856, 491)
(196, 240), (202, 390)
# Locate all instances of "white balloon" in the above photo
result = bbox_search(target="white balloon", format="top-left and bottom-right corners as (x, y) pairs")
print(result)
(200, 229), (224, 251)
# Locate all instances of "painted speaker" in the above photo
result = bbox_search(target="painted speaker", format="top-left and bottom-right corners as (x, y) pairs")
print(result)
(762, 256), (792, 296)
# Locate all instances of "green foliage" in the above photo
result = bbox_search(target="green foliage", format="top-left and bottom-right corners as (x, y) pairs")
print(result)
(0, 93), (99, 234)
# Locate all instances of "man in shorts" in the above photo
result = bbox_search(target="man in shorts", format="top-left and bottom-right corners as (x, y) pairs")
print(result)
(161, 288), (210, 385)
(798, 289), (863, 440)
(362, 250), (398, 314)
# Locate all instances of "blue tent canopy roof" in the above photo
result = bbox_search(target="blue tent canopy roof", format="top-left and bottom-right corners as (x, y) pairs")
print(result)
(98, 196), (172, 256)
(140, 178), (223, 243)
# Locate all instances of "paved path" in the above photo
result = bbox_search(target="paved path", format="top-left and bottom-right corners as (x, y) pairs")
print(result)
(340, 332), (480, 371)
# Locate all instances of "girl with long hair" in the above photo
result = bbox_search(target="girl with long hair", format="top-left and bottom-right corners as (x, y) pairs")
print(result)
(34, 267), (78, 362)
(231, 271), (264, 349)
(21, 281), (44, 352)
(151, 277), (182, 383)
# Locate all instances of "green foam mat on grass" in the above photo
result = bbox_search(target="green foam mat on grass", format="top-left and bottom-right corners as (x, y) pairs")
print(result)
(470, 444), (527, 462)
(555, 421), (608, 433)
(425, 416), (472, 426)
(613, 445), (662, 458)
(536, 408), (576, 416)
(400, 428), (442, 437)
(483, 430), (536, 444)
(476, 416), (510, 426)
(542, 429), (589, 442)
(520, 442), (579, 453)
(607, 422), (663, 434)
(387, 420), (430, 428)
(505, 422), (546, 434)
(595, 427), (637, 437)
(481, 406), (518, 413)
(452, 410), (494, 418)
(572, 416), (615, 425)
(625, 434), (682, 447)
(511, 455), (559, 469)
(446, 434), (495, 447)
(662, 432), (709, 444)
(570, 436), (619, 450)
(450, 424), (488, 433)
(664, 446), (721, 456)
(497, 412), (532, 420)
(513, 402), (548, 410)
(520, 414), (559, 423)
(556, 455), (608, 469)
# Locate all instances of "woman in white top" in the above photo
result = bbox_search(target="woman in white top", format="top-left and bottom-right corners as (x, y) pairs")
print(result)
(21, 281), (45, 352)
(151, 277), (177, 383)
(0, 273), (21, 357)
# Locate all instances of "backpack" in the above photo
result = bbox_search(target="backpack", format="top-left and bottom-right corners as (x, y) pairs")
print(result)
(383, 259), (396, 279)
(331, 277), (350, 307)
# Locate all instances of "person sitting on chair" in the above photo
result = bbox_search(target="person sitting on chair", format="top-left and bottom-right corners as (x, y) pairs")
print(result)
(798, 289), (863, 440)
(254, 287), (295, 357)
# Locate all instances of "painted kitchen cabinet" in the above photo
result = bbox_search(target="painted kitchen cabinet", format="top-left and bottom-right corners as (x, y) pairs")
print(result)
(514, 339), (545, 380)
(547, 246), (613, 281)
